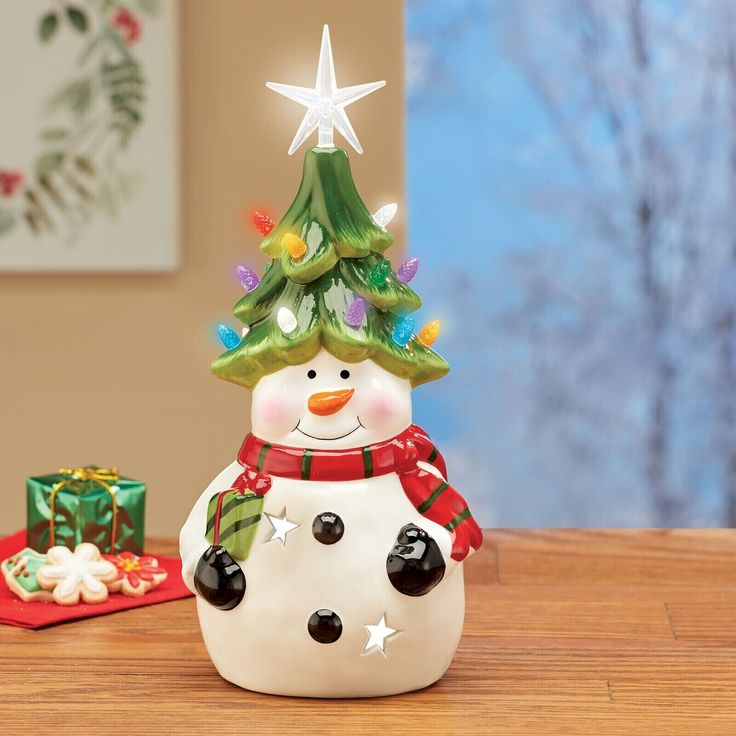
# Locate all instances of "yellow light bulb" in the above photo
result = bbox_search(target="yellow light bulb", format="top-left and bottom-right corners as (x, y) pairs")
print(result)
(283, 233), (307, 260)
(417, 320), (440, 347)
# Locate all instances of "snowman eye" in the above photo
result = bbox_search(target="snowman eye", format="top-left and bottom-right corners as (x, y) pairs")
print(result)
(340, 369), (350, 379)
(307, 370), (317, 379)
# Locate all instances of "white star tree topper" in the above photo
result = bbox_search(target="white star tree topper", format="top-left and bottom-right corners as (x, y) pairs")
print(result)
(266, 24), (386, 155)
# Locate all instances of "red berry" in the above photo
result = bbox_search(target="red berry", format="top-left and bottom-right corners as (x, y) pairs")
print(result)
(0, 170), (23, 198)
(111, 8), (141, 45)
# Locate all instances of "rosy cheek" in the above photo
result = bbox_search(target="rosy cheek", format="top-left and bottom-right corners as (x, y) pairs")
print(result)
(363, 396), (397, 425)
(258, 396), (289, 425)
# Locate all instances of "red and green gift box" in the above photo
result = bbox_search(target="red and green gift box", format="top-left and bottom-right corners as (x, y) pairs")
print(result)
(26, 467), (146, 555)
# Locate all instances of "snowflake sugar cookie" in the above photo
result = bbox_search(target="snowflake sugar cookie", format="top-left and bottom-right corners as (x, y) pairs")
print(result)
(103, 551), (168, 597)
(37, 544), (117, 605)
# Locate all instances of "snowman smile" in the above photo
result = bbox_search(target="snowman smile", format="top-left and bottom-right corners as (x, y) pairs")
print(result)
(293, 418), (365, 442)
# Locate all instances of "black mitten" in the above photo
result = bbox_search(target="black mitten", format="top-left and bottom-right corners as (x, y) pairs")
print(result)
(194, 544), (246, 610)
(386, 524), (445, 597)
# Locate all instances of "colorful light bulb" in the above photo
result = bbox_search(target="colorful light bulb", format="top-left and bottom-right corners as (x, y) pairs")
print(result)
(344, 297), (366, 328)
(283, 233), (307, 260)
(236, 265), (261, 292)
(277, 307), (298, 334)
(372, 203), (398, 228)
(264, 262), (272, 272)
(218, 324), (241, 350)
(396, 257), (419, 284)
(252, 210), (275, 236)
(369, 258), (392, 286)
(392, 316), (414, 347)
(417, 320), (440, 347)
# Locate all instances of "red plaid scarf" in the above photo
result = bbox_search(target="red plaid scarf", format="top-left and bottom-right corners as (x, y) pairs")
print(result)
(234, 424), (482, 561)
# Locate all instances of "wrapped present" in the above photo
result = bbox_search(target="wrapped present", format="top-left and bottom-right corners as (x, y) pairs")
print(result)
(26, 467), (145, 555)
(205, 489), (263, 561)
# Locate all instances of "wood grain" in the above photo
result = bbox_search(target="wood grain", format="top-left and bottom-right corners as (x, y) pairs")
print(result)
(1, 530), (735, 735)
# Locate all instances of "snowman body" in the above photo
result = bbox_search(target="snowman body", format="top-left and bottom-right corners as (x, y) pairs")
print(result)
(181, 350), (478, 697)
(182, 460), (464, 697)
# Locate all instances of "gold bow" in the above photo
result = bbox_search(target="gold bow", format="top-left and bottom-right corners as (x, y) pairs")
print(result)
(58, 467), (120, 483)
(49, 467), (120, 549)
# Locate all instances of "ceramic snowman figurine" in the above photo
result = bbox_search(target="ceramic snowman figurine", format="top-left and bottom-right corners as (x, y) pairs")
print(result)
(180, 26), (482, 698)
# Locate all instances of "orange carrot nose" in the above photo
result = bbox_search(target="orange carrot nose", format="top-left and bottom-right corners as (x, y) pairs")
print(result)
(308, 388), (355, 416)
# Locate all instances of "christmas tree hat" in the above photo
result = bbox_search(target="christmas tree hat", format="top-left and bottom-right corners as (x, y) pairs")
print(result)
(212, 26), (448, 391)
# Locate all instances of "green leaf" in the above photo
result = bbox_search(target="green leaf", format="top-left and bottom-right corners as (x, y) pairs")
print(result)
(116, 106), (141, 124)
(110, 121), (133, 146)
(39, 176), (67, 209)
(0, 209), (15, 236)
(71, 79), (93, 115)
(77, 32), (105, 66)
(102, 60), (144, 88)
(66, 7), (88, 33)
(74, 156), (95, 176)
(66, 172), (92, 201)
(135, 0), (161, 16)
(40, 128), (70, 142)
(111, 91), (145, 107)
(102, 59), (137, 74)
(23, 191), (55, 232)
(39, 13), (58, 42)
(95, 180), (118, 218)
(45, 77), (94, 118)
(24, 211), (40, 235)
(35, 151), (65, 178)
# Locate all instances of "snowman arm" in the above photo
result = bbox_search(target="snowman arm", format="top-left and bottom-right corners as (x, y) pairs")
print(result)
(179, 460), (244, 593)
(415, 515), (460, 571)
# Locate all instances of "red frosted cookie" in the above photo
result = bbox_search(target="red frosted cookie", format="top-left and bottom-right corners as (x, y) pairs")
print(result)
(103, 551), (168, 597)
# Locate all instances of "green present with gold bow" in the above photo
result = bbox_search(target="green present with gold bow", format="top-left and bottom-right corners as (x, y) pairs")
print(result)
(205, 488), (263, 561)
(26, 466), (146, 555)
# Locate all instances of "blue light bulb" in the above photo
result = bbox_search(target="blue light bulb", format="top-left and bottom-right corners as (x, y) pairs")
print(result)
(217, 324), (241, 350)
(392, 316), (414, 347)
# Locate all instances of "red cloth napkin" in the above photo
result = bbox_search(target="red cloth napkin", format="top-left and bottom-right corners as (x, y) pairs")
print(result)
(0, 530), (193, 629)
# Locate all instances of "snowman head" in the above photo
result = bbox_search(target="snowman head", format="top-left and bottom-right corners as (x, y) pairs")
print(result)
(251, 348), (412, 449)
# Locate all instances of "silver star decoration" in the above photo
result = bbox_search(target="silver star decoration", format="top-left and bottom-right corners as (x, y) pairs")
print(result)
(266, 24), (386, 155)
(264, 510), (300, 545)
(362, 614), (400, 656)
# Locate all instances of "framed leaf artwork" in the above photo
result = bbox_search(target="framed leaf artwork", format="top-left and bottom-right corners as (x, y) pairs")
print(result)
(0, 0), (179, 271)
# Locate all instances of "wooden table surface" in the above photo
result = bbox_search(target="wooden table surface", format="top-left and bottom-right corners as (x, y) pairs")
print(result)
(1, 530), (735, 735)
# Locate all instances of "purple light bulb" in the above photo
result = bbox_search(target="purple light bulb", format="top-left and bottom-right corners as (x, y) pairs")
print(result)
(236, 265), (261, 292)
(344, 297), (366, 328)
(396, 257), (419, 284)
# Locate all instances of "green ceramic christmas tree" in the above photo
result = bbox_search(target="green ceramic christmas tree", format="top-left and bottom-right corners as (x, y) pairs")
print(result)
(212, 146), (448, 390)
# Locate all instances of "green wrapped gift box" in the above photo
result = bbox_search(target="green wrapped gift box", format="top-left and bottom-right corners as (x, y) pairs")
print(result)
(26, 466), (145, 555)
